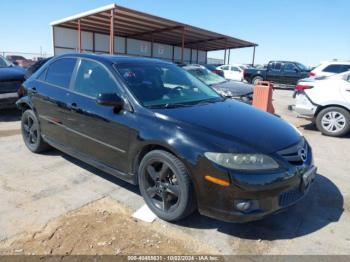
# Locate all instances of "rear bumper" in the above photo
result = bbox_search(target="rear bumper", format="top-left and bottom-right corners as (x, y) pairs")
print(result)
(294, 93), (317, 118)
(0, 92), (18, 109)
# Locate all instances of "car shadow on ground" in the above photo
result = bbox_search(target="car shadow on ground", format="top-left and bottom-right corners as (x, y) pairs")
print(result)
(58, 151), (140, 195)
(301, 122), (350, 138)
(177, 174), (343, 240)
(0, 108), (21, 122)
(40, 149), (343, 241)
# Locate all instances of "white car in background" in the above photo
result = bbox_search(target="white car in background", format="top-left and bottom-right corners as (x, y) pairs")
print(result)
(217, 64), (244, 81)
(309, 61), (350, 78)
(294, 71), (350, 137)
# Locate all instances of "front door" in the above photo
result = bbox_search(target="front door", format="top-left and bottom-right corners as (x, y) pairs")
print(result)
(282, 62), (300, 85)
(65, 58), (131, 173)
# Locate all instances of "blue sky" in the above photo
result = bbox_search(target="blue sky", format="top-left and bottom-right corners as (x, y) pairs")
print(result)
(1, 0), (349, 66)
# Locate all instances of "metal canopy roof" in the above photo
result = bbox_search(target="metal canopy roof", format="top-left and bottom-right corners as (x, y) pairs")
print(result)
(51, 3), (257, 52)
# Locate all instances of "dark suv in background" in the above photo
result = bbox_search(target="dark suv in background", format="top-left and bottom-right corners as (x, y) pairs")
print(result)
(0, 56), (25, 109)
(17, 54), (316, 222)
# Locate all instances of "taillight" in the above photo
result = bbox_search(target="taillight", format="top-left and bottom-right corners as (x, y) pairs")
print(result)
(308, 72), (316, 77)
(296, 84), (313, 90)
(212, 70), (221, 75)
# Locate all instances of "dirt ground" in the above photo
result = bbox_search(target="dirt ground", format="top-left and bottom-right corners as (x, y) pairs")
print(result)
(0, 197), (217, 255)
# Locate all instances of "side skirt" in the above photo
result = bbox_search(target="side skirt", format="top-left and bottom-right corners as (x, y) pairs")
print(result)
(43, 136), (138, 185)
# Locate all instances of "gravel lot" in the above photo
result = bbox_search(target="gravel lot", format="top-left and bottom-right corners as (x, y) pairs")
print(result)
(0, 89), (349, 255)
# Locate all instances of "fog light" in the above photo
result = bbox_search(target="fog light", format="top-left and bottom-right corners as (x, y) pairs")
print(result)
(235, 200), (251, 211)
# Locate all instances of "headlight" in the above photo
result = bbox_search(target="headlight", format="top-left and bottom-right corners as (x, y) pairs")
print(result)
(204, 152), (279, 170)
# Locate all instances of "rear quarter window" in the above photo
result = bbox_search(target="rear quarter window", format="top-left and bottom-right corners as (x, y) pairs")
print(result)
(323, 64), (343, 73)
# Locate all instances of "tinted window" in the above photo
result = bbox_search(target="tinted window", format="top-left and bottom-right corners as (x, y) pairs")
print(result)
(231, 66), (240, 72)
(323, 64), (342, 73)
(341, 65), (350, 72)
(73, 59), (118, 98)
(271, 62), (282, 71)
(221, 66), (229, 70)
(283, 63), (298, 72)
(45, 58), (76, 88)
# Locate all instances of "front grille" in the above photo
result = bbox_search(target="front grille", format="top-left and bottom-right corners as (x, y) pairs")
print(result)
(278, 139), (308, 165)
(0, 81), (22, 94)
(278, 187), (304, 207)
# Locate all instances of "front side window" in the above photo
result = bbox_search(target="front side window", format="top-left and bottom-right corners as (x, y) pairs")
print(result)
(114, 62), (221, 108)
(45, 58), (76, 89)
(73, 59), (118, 98)
(341, 65), (350, 73)
(283, 63), (298, 72)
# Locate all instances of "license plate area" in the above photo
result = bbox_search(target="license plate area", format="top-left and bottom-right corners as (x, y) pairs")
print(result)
(301, 166), (317, 192)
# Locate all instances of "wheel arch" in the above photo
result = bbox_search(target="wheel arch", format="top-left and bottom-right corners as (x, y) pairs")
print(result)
(16, 97), (33, 112)
(315, 103), (350, 117)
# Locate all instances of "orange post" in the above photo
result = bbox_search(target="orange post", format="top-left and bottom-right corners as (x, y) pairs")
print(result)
(252, 81), (275, 114)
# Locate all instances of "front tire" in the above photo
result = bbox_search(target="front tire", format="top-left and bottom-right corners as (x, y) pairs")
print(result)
(21, 109), (50, 153)
(138, 150), (196, 222)
(316, 107), (350, 137)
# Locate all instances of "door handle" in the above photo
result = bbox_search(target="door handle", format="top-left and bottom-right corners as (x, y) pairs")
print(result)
(31, 87), (37, 94)
(70, 102), (79, 111)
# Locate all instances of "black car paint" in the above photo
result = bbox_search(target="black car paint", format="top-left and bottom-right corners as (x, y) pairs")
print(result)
(244, 61), (309, 86)
(17, 54), (315, 222)
(210, 80), (254, 103)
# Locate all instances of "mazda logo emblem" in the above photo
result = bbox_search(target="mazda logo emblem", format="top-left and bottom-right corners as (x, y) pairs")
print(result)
(298, 148), (307, 162)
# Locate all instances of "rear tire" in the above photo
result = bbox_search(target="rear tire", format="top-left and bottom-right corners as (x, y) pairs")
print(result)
(316, 107), (350, 137)
(138, 150), (196, 222)
(21, 109), (50, 153)
(252, 76), (263, 85)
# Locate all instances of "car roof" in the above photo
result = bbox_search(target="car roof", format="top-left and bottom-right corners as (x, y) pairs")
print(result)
(320, 61), (350, 65)
(58, 53), (173, 65)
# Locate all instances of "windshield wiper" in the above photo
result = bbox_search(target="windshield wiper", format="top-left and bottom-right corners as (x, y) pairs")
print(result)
(147, 103), (194, 109)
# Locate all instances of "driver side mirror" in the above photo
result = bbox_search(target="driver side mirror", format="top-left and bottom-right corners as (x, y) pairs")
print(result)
(96, 93), (124, 112)
(12, 61), (19, 66)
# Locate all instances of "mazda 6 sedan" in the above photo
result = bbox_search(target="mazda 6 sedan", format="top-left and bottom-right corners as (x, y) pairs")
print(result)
(17, 53), (316, 222)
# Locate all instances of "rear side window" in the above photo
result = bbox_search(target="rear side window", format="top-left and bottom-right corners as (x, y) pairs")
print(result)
(45, 58), (76, 88)
(221, 66), (229, 70)
(73, 59), (118, 98)
(323, 64), (343, 73)
(270, 62), (282, 71)
(231, 66), (240, 72)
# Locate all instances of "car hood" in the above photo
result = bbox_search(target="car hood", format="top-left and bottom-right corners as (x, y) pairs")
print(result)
(153, 100), (301, 153)
(211, 80), (254, 97)
(0, 67), (25, 81)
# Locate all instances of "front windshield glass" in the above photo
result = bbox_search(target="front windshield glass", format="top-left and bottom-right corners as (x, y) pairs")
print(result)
(114, 62), (221, 108)
(296, 62), (308, 71)
(187, 68), (226, 86)
(0, 57), (11, 68)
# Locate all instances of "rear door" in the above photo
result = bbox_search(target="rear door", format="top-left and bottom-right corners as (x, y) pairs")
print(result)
(65, 58), (131, 173)
(266, 62), (283, 83)
(31, 57), (77, 145)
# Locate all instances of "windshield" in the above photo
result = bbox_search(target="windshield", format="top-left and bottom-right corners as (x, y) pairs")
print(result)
(0, 56), (11, 68)
(114, 62), (221, 108)
(295, 62), (309, 71)
(187, 67), (226, 86)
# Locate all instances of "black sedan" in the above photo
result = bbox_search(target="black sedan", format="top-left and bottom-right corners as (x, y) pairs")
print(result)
(0, 56), (25, 109)
(17, 54), (316, 222)
(183, 64), (254, 104)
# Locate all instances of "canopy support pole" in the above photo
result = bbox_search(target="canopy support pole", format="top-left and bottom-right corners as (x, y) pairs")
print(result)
(252, 45), (256, 66)
(109, 9), (115, 55)
(77, 19), (82, 52)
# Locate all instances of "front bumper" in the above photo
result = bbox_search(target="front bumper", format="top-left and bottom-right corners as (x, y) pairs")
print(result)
(0, 92), (18, 109)
(193, 147), (316, 223)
